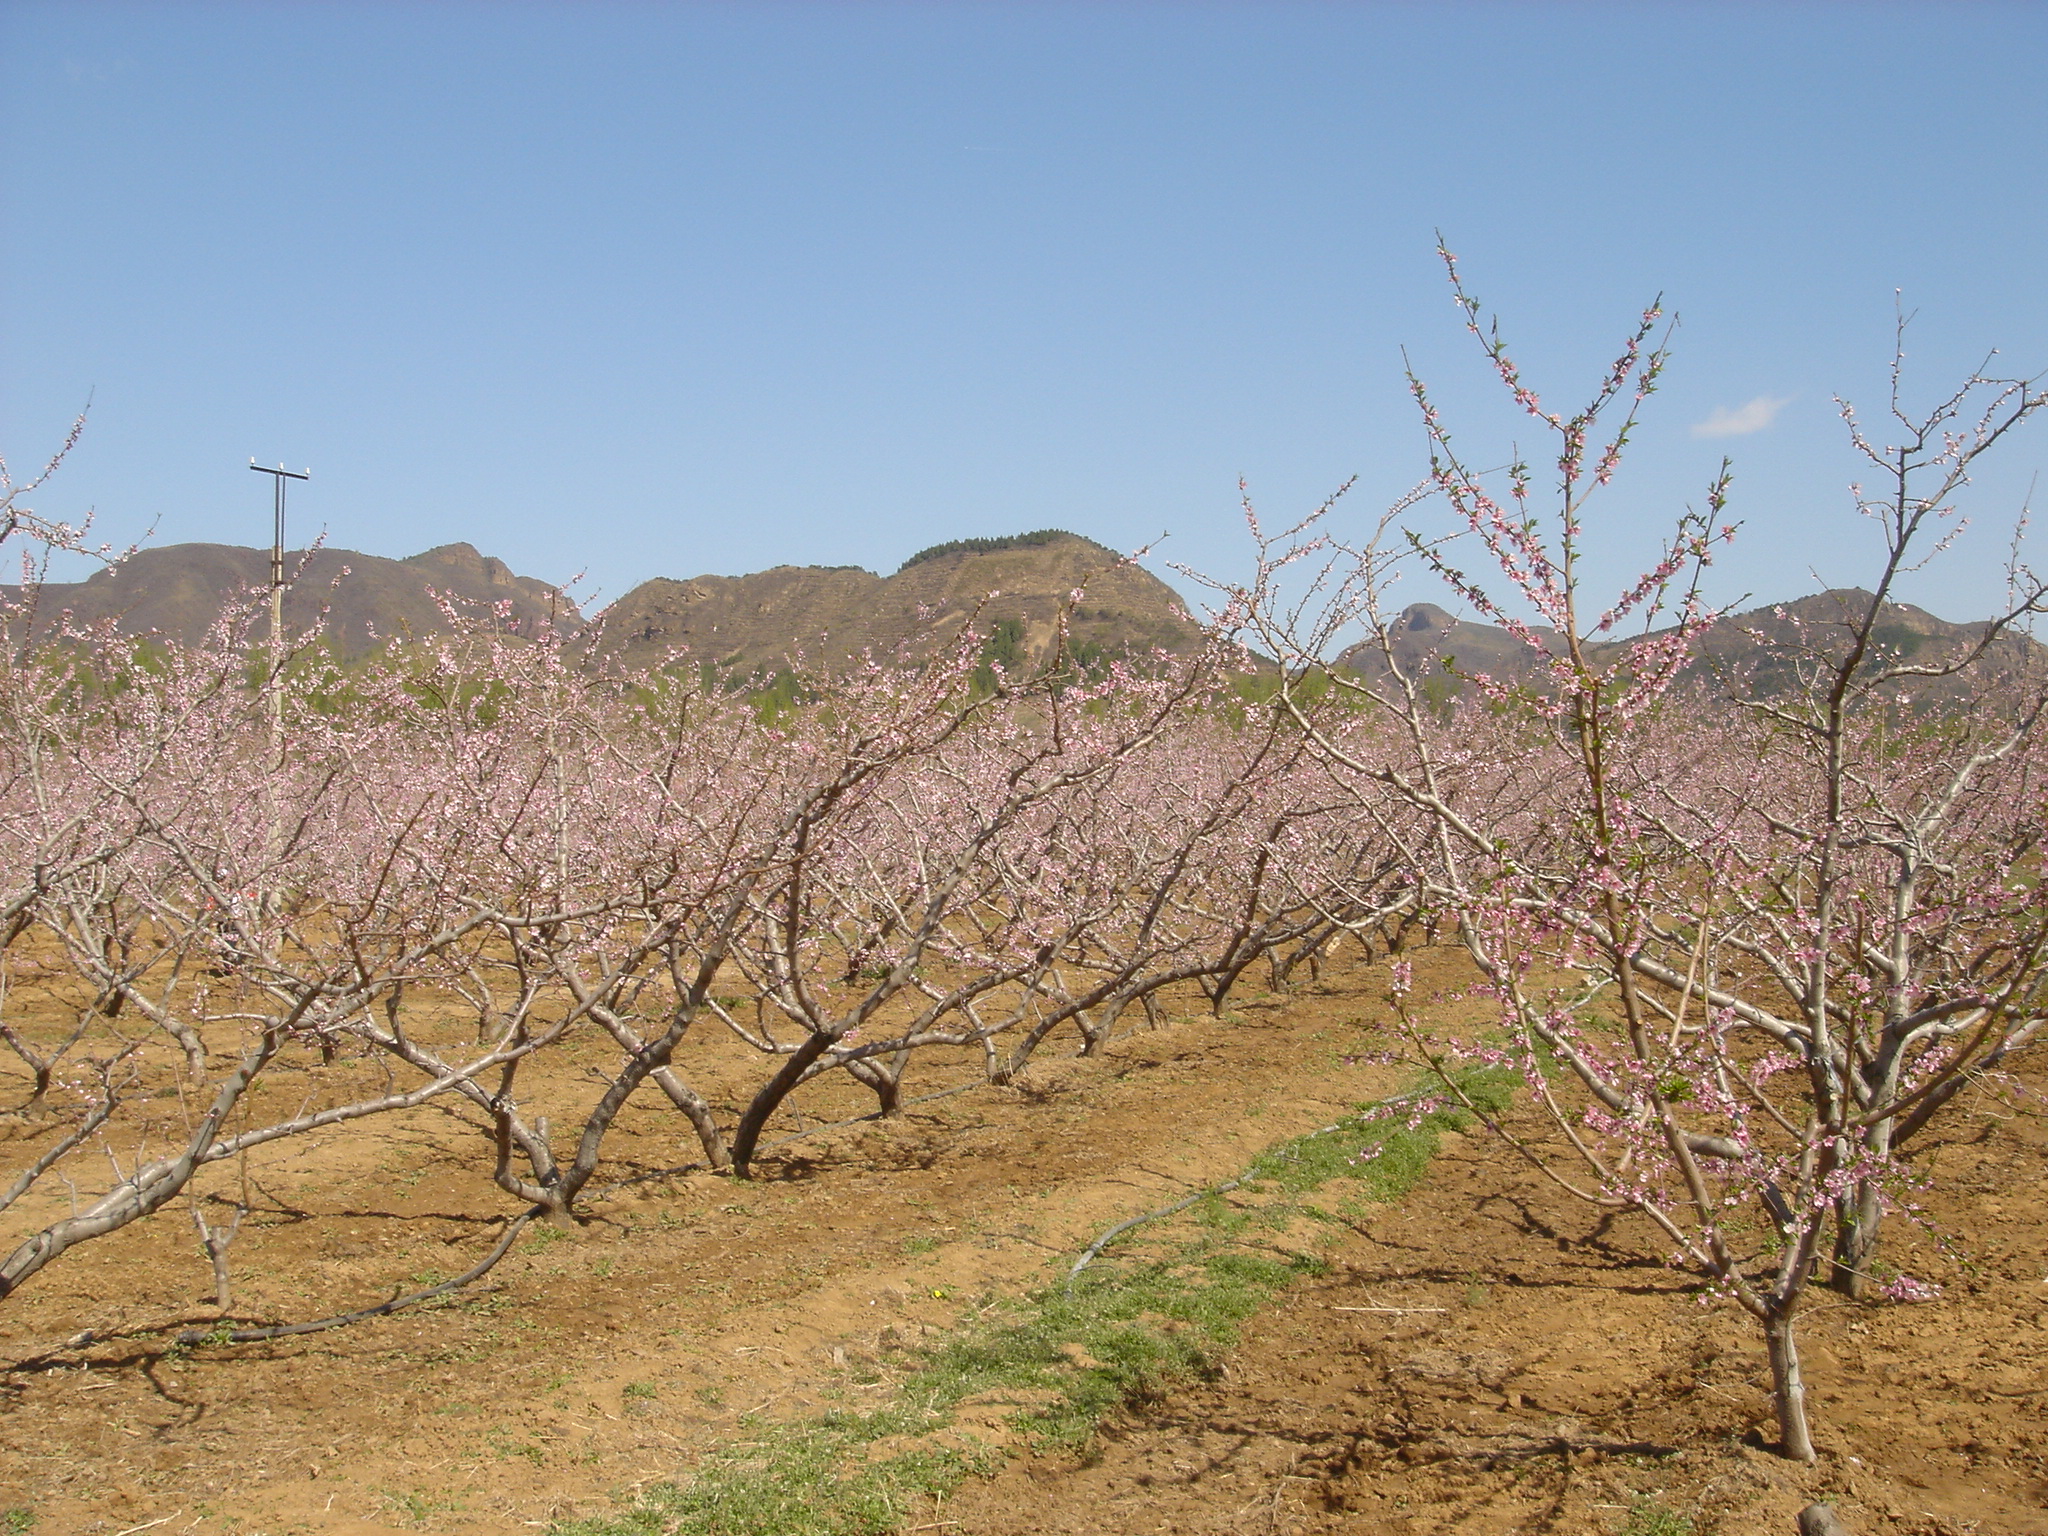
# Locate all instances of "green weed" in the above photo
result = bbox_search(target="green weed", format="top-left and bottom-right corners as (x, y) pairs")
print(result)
(552, 1413), (986, 1536)
(384, 1488), (466, 1521)
(1619, 1497), (1695, 1536)
(911, 1244), (1310, 1450)
(488, 1428), (546, 1466)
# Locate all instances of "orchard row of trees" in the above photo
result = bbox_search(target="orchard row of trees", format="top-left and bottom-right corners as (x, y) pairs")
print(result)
(1, 255), (2042, 1461)
(0, 558), (1420, 1330)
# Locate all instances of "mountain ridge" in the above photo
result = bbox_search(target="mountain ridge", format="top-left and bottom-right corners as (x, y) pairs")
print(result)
(1337, 587), (2035, 701)
(589, 531), (1200, 676)
(5, 540), (578, 655)
(0, 531), (1202, 675)
(9, 532), (2027, 700)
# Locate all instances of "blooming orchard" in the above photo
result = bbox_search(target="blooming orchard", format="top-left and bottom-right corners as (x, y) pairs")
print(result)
(0, 274), (2040, 1464)
(0, 563), (1421, 1337)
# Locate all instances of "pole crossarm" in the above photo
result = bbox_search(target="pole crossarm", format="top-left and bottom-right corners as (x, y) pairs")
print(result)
(247, 461), (311, 635)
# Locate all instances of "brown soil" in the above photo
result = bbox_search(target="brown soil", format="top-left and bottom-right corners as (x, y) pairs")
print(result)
(1, 951), (2043, 1536)
(943, 1092), (2048, 1536)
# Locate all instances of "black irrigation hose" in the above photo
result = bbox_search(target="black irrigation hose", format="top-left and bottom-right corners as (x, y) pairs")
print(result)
(1064, 1177), (1248, 1295)
(170, 1204), (544, 1349)
(1064, 1087), (1440, 1295)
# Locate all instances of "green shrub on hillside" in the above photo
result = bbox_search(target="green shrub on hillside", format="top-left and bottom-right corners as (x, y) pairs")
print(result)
(897, 530), (1111, 572)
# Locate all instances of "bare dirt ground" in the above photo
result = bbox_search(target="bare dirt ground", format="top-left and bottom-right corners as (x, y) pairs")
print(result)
(1, 949), (2042, 1536)
(943, 1082), (2048, 1536)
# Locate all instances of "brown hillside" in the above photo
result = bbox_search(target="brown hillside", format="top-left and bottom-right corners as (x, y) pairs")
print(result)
(1698, 586), (2027, 699)
(1341, 600), (1554, 687)
(8, 541), (577, 655)
(1338, 588), (2036, 701)
(592, 531), (1201, 676)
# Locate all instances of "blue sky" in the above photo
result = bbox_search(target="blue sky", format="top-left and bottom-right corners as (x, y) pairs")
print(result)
(4, 1), (2045, 625)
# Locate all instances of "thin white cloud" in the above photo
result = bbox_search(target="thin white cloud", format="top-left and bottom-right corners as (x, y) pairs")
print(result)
(1691, 395), (1792, 439)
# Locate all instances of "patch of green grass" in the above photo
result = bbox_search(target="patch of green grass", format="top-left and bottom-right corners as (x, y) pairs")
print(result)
(3, 1507), (35, 1534)
(1243, 1073), (1511, 1201)
(895, 1244), (1313, 1453)
(487, 1428), (547, 1467)
(553, 1070), (1511, 1536)
(1619, 1497), (1695, 1536)
(553, 1412), (988, 1536)
(384, 1488), (467, 1522)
